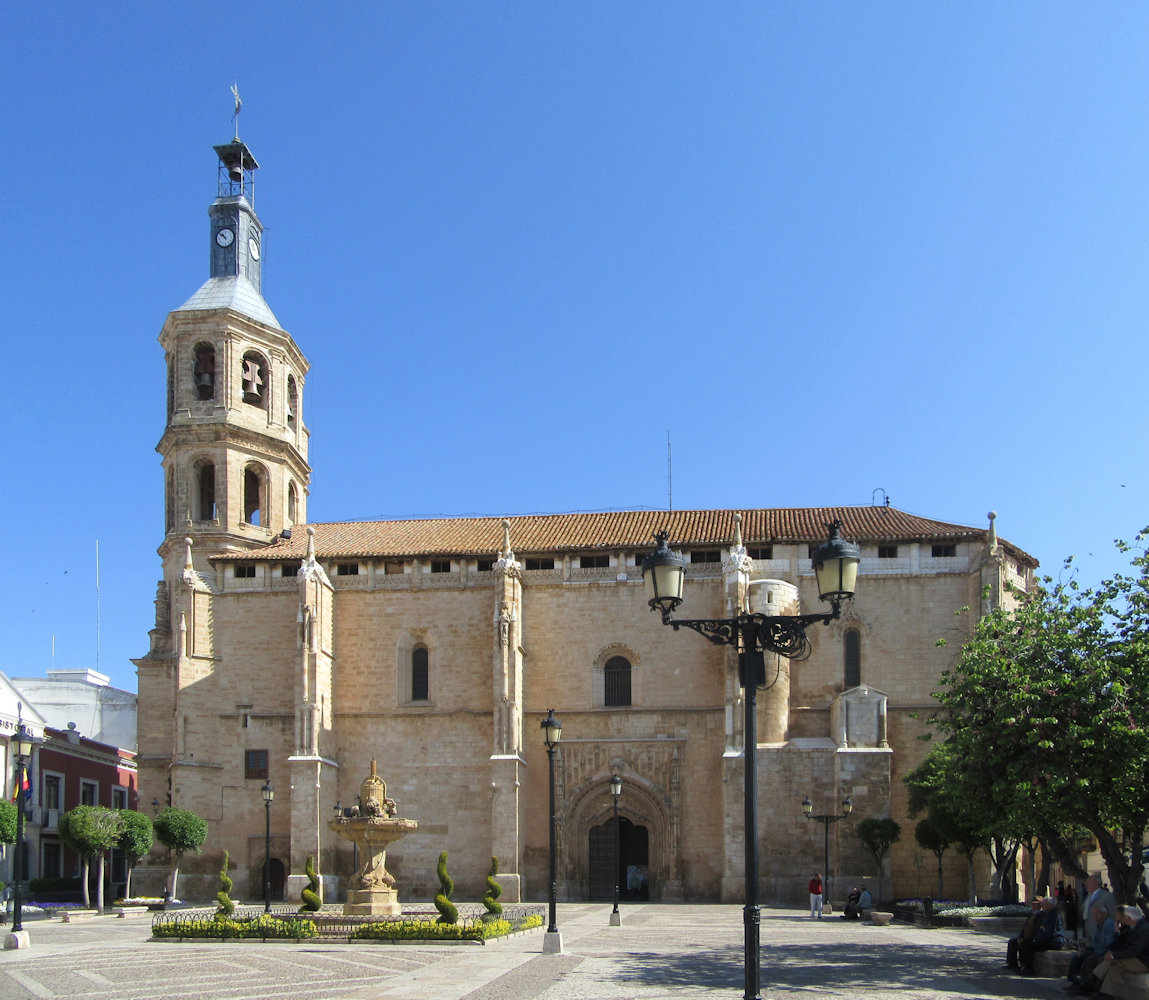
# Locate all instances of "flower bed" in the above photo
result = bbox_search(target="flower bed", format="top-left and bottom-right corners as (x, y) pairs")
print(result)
(152, 913), (319, 940)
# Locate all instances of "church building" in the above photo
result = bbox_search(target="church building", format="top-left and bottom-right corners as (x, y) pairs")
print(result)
(135, 133), (1037, 906)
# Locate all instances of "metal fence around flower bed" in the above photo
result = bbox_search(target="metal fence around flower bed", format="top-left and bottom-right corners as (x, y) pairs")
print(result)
(151, 903), (546, 942)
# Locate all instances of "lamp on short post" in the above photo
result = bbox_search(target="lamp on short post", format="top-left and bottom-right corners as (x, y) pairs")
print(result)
(5, 719), (37, 950)
(802, 794), (853, 906)
(609, 773), (622, 926)
(541, 708), (563, 954)
(641, 519), (859, 1000)
(262, 781), (274, 912)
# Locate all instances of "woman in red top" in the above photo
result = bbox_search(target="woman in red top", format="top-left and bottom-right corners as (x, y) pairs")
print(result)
(809, 872), (824, 919)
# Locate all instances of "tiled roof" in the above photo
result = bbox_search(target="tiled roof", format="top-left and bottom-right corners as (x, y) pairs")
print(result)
(213, 506), (1037, 567)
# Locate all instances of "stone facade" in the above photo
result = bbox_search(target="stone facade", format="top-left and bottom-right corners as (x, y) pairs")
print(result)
(133, 135), (1037, 906)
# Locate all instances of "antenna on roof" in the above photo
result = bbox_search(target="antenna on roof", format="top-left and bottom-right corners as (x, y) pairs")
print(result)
(667, 431), (673, 512)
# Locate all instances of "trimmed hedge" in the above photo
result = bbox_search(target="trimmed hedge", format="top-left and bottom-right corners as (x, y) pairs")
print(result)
(152, 914), (319, 940)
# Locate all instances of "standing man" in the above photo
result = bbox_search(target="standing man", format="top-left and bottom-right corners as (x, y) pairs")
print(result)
(809, 872), (824, 919)
(1082, 873), (1117, 931)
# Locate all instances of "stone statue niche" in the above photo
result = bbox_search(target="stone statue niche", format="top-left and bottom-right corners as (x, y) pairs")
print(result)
(329, 760), (419, 915)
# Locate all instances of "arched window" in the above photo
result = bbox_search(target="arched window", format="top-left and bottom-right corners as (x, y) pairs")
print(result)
(241, 351), (269, 408)
(844, 628), (861, 688)
(165, 469), (175, 532)
(166, 359), (175, 420)
(411, 646), (429, 702)
(196, 460), (216, 521)
(287, 481), (298, 526)
(604, 656), (632, 708)
(194, 342), (216, 401)
(244, 464), (266, 526)
(287, 374), (298, 430)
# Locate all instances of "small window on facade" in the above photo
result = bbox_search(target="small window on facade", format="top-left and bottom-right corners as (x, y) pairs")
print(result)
(194, 342), (216, 401)
(525, 557), (555, 570)
(476, 559), (494, 572)
(844, 628), (861, 688)
(42, 842), (62, 879)
(877, 545), (898, 559)
(580, 554), (610, 568)
(241, 351), (268, 407)
(287, 374), (298, 429)
(690, 550), (720, 563)
(112, 787), (128, 810)
(44, 775), (61, 811)
(281, 563), (299, 578)
(411, 646), (429, 702)
(384, 562), (405, 575)
(235, 564), (256, 579)
(245, 749), (269, 780)
(932, 543), (957, 557)
(197, 461), (216, 521)
(748, 546), (773, 559)
(80, 781), (98, 806)
(430, 560), (451, 573)
(337, 563), (359, 576)
(287, 481), (298, 526)
(604, 656), (632, 707)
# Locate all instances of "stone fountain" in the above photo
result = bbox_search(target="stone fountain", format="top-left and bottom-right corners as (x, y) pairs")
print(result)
(329, 760), (419, 915)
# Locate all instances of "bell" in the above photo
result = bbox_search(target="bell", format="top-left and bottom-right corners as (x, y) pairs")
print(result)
(229, 163), (243, 182)
(196, 372), (214, 389)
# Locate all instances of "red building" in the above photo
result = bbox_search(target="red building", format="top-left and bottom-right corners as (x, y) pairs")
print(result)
(36, 724), (138, 896)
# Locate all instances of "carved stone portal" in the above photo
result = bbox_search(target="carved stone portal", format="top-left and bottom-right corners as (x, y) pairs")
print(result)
(328, 760), (418, 915)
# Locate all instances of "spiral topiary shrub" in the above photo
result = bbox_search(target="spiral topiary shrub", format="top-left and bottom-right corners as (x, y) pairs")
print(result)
(215, 850), (235, 918)
(482, 855), (503, 921)
(434, 850), (458, 924)
(299, 854), (321, 912)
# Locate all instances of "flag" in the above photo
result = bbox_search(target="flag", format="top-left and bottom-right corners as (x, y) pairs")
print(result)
(231, 83), (242, 119)
(11, 766), (30, 804)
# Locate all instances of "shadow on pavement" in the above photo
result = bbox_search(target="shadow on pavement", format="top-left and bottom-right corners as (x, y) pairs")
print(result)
(609, 940), (1064, 997)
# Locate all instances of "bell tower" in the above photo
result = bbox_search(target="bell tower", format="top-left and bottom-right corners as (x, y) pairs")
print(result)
(155, 132), (311, 576)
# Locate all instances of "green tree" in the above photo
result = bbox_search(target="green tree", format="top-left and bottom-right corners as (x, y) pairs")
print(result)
(153, 806), (208, 900)
(299, 855), (321, 912)
(482, 856), (503, 921)
(116, 811), (154, 900)
(215, 850), (236, 917)
(855, 817), (900, 904)
(58, 805), (123, 912)
(434, 850), (457, 924)
(914, 817), (950, 899)
(932, 534), (1149, 903)
(0, 800), (16, 846)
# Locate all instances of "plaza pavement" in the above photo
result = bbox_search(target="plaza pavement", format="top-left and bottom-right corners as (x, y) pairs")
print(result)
(0, 903), (1074, 1000)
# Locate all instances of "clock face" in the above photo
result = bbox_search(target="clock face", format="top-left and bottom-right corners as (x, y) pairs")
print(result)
(248, 236), (260, 260)
(215, 228), (235, 248)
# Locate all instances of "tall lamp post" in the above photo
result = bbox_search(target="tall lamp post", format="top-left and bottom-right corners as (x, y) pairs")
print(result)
(6, 720), (36, 950)
(642, 520), (859, 1000)
(802, 795), (853, 906)
(609, 773), (622, 926)
(541, 708), (563, 954)
(262, 781), (274, 912)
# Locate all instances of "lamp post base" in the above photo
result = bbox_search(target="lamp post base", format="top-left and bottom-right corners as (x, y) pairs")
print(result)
(609, 909), (621, 927)
(4, 930), (31, 950)
(542, 930), (564, 953)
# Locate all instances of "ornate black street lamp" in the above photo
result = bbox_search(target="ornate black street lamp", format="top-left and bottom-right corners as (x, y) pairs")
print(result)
(802, 794), (853, 905)
(7, 720), (36, 944)
(609, 773), (622, 926)
(541, 708), (563, 954)
(642, 520), (860, 1000)
(262, 781), (274, 912)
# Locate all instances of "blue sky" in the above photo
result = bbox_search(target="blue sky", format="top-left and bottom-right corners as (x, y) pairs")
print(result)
(3, 3), (1147, 695)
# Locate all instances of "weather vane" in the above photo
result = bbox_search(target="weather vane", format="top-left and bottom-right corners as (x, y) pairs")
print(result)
(231, 82), (242, 140)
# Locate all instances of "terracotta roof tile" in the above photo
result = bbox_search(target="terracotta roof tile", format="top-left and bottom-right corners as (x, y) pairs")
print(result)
(213, 506), (1036, 567)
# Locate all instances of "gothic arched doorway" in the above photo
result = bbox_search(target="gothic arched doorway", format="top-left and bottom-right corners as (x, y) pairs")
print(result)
(588, 818), (649, 901)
